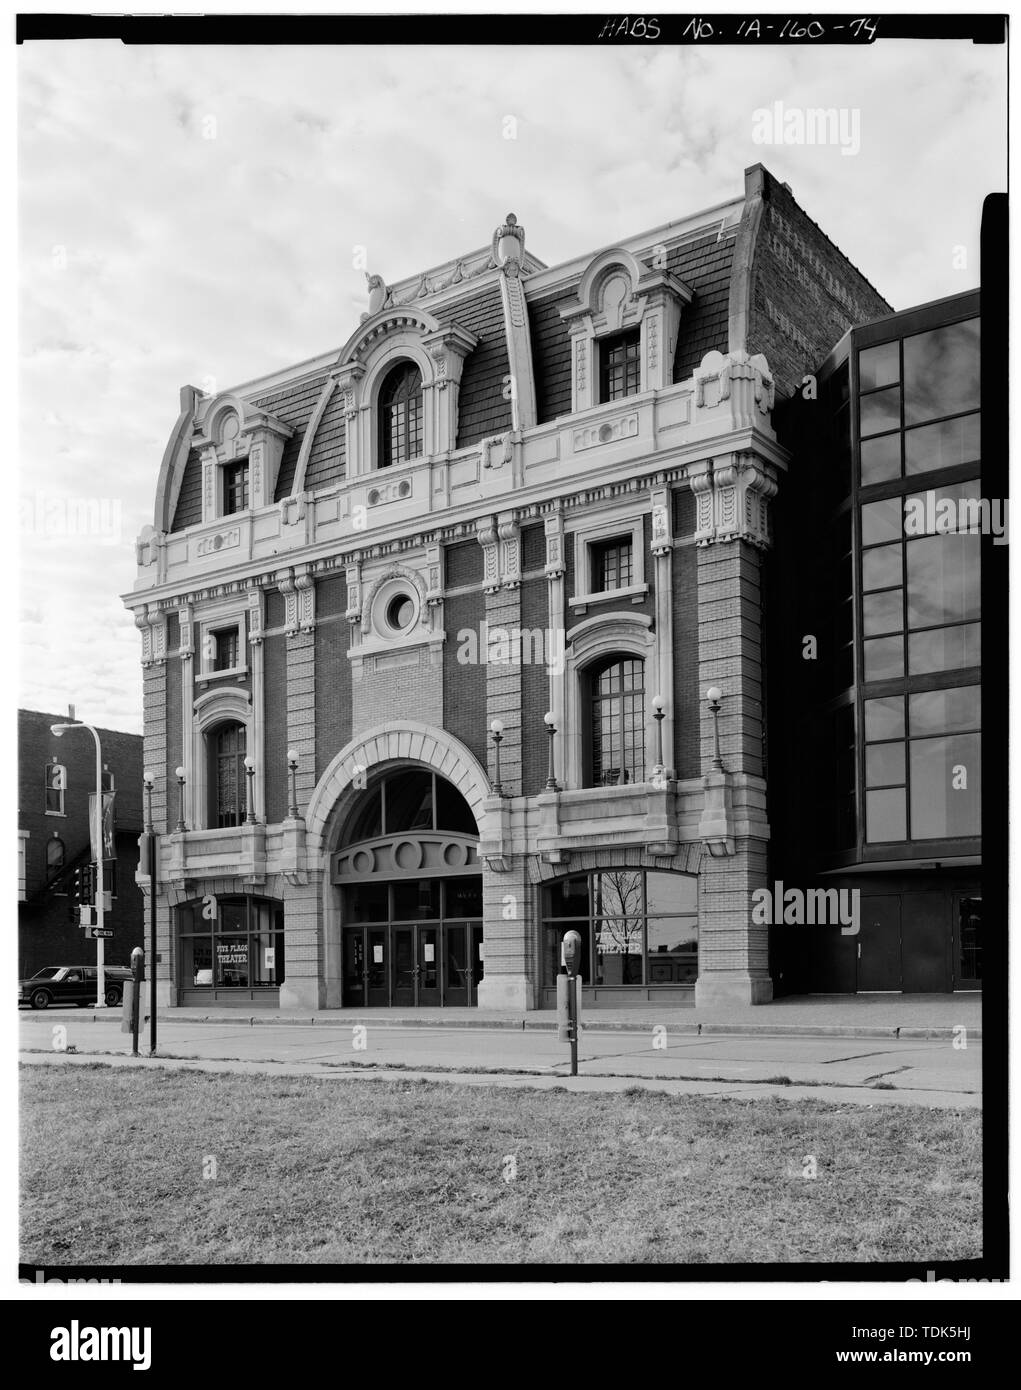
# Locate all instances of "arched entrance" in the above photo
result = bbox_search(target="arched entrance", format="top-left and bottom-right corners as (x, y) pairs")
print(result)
(334, 767), (484, 1006)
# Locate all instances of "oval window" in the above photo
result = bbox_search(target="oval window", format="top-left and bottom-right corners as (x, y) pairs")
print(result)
(386, 594), (415, 631)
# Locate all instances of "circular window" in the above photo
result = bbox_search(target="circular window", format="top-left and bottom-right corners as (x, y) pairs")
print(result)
(385, 594), (416, 632)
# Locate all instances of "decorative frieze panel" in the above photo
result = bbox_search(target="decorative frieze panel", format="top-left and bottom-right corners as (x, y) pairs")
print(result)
(332, 833), (479, 883)
(366, 476), (414, 508)
(573, 412), (639, 453)
(196, 527), (241, 557)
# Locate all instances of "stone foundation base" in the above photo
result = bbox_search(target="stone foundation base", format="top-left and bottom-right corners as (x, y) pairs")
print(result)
(157, 980), (175, 1009)
(695, 971), (773, 1007)
(279, 977), (323, 1011)
(477, 974), (532, 1011)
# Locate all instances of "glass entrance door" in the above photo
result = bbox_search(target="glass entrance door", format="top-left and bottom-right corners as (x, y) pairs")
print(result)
(340, 875), (484, 1006)
(393, 927), (416, 1006)
(443, 923), (484, 1005)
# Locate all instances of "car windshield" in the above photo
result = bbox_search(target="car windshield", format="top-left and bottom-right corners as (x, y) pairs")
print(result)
(31, 967), (64, 980)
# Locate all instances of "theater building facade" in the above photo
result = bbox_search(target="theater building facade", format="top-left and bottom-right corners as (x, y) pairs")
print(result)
(124, 164), (892, 1010)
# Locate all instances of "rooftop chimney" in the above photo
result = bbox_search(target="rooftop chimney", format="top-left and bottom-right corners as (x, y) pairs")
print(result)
(68, 704), (75, 721)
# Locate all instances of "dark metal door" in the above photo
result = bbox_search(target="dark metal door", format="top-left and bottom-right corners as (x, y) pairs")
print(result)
(857, 896), (902, 990)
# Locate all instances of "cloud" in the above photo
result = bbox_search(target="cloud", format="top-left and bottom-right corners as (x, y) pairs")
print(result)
(18, 38), (1006, 734)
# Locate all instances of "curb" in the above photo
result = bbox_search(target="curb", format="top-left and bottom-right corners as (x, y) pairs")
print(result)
(30, 1011), (981, 1042)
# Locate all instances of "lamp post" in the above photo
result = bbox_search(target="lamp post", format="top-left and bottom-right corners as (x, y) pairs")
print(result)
(706, 686), (724, 771)
(544, 711), (560, 792)
(651, 693), (665, 776)
(244, 756), (257, 824)
(51, 721), (107, 1008)
(489, 720), (504, 797)
(143, 772), (158, 1056)
(287, 748), (300, 819)
(175, 766), (187, 832)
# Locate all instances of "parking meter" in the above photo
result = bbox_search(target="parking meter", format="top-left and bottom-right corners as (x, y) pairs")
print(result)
(558, 931), (583, 1075)
(130, 946), (144, 1055)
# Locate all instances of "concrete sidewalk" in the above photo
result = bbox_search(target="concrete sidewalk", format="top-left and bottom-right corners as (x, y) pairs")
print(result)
(19, 1008), (982, 1109)
(34, 991), (982, 1039)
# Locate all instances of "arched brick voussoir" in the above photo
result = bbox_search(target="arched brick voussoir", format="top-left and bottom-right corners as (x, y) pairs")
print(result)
(306, 721), (494, 845)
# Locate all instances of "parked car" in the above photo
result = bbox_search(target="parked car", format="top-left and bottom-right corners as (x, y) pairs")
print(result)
(18, 966), (133, 1010)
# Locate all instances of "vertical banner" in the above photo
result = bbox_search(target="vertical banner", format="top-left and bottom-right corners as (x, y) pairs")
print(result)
(89, 791), (116, 862)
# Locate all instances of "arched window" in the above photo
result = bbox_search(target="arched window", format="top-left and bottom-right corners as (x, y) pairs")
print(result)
(585, 655), (646, 787)
(209, 722), (247, 828)
(378, 362), (423, 468)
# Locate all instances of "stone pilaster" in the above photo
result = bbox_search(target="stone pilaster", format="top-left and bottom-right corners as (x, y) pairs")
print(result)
(694, 521), (772, 1006)
(476, 851), (534, 1010)
(283, 628), (320, 1005)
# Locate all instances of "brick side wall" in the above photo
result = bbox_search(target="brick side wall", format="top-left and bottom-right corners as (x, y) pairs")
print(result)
(442, 589), (487, 768)
(452, 284), (514, 448)
(18, 709), (146, 974)
(748, 174), (893, 399)
(314, 618), (352, 782)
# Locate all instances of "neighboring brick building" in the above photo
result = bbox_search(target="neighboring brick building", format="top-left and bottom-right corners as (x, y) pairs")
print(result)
(124, 164), (893, 1011)
(18, 708), (145, 982)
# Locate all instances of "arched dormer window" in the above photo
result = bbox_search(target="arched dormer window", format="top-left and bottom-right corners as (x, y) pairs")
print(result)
(208, 721), (248, 828)
(584, 654), (646, 787)
(378, 362), (423, 469)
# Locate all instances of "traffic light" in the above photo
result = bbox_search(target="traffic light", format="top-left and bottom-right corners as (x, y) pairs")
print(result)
(72, 865), (83, 904)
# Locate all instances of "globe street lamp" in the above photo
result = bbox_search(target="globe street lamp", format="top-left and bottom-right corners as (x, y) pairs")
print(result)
(544, 711), (560, 792)
(489, 719), (505, 797)
(706, 687), (724, 772)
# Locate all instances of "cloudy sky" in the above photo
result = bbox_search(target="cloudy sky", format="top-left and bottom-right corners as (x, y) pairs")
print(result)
(18, 25), (1006, 735)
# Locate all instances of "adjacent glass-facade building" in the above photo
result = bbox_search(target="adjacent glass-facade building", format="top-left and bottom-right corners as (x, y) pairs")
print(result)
(771, 289), (982, 994)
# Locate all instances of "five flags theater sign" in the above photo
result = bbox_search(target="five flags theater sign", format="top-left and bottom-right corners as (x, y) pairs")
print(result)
(123, 165), (896, 1012)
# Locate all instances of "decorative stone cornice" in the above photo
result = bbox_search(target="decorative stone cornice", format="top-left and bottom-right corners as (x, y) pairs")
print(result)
(278, 567), (316, 636)
(497, 516), (521, 590)
(689, 453), (778, 549)
(476, 516), (501, 594)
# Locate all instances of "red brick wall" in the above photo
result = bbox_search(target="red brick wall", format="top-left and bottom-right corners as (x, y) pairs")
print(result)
(314, 617), (352, 780)
(748, 172), (893, 399)
(442, 588), (488, 767)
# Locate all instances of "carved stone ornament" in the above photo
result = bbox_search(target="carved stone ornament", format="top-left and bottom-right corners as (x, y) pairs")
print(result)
(493, 213), (525, 269)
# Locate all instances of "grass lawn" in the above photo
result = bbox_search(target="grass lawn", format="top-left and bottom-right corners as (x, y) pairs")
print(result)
(21, 1063), (981, 1266)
